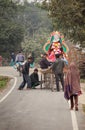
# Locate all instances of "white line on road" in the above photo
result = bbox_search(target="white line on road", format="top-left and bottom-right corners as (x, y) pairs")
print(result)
(68, 101), (79, 130)
(0, 75), (17, 103)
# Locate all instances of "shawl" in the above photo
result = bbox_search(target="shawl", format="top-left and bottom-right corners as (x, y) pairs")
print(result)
(64, 62), (81, 100)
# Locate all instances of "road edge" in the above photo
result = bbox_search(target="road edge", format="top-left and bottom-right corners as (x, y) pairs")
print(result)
(0, 74), (17, 103)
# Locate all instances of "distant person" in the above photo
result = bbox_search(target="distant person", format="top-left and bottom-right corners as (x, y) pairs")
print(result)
(11, 52), (16, 62)
(64, 62), (82, 111)
(39, 53), (52, 89)
(39, 53), (51, 69)
(52, 54), (65, 91)
(30, 68), (40, 89)
(29, 52), (35, 68)
(10, 52), (16, 66)
(18, 56), (32, 90)
(15, 51), (25, 63)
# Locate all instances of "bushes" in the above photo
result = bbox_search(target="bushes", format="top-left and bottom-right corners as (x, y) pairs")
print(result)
(0, 76), (9, 90)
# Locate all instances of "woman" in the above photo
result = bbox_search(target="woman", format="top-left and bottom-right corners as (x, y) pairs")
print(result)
(64, 62), (81, 111)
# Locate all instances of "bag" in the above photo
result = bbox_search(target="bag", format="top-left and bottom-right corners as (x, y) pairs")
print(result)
(19, 61), (26, 73)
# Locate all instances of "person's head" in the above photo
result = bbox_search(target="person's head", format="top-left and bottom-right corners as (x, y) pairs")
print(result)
(43, 53), (48, 58)
(69, 62), (79, 75)
(41, 54), (44, 58)
(55, 54), (60, 59)
(34, 68), (38, 73)
(60, 54), (63, 59)
(69, 62), (77, 70)
(27, 56), (32, 62)
(19, 51), (21, 53)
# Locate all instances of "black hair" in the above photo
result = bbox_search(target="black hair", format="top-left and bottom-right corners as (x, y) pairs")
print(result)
(55, 54), (60, 58)
(34, 68), (38, 72)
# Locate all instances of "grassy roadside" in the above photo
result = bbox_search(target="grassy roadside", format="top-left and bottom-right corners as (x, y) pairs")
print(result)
(80, 79), (85, 83)
(82, 104), (85, 113)
(0, 76), (10, 91)
(81, 79), (85, 91)
(80, 79), (85, 114)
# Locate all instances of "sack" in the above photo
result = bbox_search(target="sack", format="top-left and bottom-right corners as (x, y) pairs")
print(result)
(19, 61), (26, 73)
(19, 65), (24, 73)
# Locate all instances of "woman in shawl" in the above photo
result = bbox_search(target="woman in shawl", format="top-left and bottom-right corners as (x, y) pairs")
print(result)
(64, 62), (81, 111)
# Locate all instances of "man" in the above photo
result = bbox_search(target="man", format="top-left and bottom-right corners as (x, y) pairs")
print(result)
(30, 68), (40, 89)
(39, 53), (51, 69)
(15, 51), (25, 63)
(15, 51), (25, 76)
(10, 52), (16, 66)
(18, 57), (32, 90)
(52, 54), (65, 91)
(39, 53), (51, 89)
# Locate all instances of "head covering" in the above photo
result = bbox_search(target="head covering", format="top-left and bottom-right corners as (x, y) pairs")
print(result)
(64, 62), (81, 96)
(34, 68), (38, 72)
(69, 62), (77, 71)
(28, 56), (32, 59)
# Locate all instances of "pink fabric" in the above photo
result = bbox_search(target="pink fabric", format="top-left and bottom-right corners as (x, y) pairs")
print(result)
(48, 51), (56, 62)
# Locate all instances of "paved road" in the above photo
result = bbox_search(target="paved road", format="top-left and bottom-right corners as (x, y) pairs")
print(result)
(0, 67), (85, 130)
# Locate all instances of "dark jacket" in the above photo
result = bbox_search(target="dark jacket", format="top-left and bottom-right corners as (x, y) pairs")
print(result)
(52, 58), (65, 74)
(30, 72), (39, 87)
(39, 58), (51, 69)
(22, 62), (30, 74)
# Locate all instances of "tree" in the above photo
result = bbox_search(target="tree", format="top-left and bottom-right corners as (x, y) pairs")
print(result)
(0, 0), (53, 62)
(42, 0), (85, 47)
(0, 0), (24, 58)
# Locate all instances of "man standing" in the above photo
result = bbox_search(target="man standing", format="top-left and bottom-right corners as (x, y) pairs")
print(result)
(52, 54), (65, 91)
(39, 53), (51, 89)
(15, 51), (25, 63)
(39, 53), (51, 69)
(18, 57), (32, 90)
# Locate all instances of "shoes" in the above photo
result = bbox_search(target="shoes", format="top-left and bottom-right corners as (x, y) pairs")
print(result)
(70, 104), (74, 110)
(70, 107), (78, 111)
(18, 88), (23, 90)
(70, 107), (73, 110)
(75, 107), (78, 111)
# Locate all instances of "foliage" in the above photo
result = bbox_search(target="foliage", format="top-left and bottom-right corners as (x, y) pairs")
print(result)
(42, 0), (85, 47)
(0, 76), (9, 89)
(17, 1), (52, 62)
(0, 0), (25, 58)
(22, 29), (50, 62)
(0, 0), (52, 62)
(82, 104), (85, 113)
(80, 79), (85, 83)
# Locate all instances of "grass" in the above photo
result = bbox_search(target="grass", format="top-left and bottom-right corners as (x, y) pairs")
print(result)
(82, 104), (85, 114)
(80, 79), (85, 91)
(80, 79), (85, 83)
(0, 76), (10, 90)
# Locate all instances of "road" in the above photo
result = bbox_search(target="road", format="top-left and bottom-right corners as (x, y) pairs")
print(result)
(0, 67), (85, 130)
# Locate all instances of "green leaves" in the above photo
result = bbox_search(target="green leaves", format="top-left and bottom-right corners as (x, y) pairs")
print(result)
(0, 0), (24, 56)
(46, 0), (85, 47)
